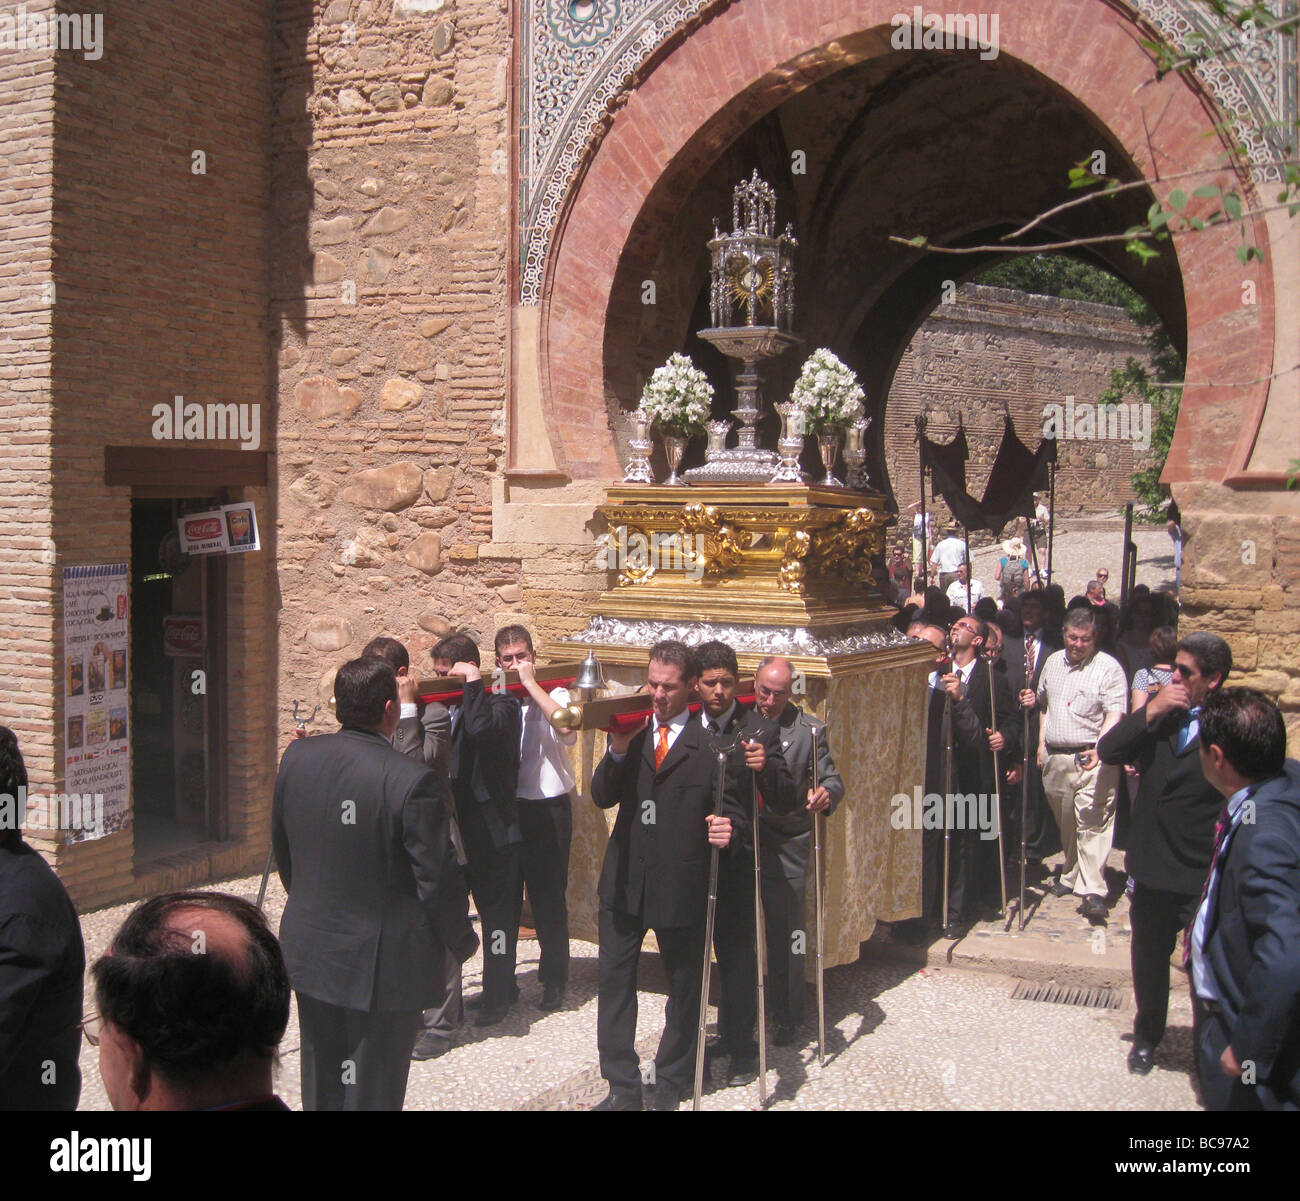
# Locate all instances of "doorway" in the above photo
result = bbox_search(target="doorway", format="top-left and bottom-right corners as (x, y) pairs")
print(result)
(129, 498), (225, 862)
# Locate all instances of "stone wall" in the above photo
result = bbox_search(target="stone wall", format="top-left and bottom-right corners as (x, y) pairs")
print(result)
(273, 0), (536, 722)
(1177, 481), (1300, 751)
(883, 283), (1156, 547)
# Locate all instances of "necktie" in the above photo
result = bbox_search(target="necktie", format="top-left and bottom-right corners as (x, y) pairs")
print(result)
(1176, 708), (1201, 753)
(1183, 801), (1232, 967)
(655, 723), (671, 770)
(1024, 636), (1037, 684)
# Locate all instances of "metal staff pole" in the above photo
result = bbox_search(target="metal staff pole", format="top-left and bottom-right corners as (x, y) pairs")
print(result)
(750, 750), (768, 1105)
(941, 686), (954, 933)
(1018, 640), (1033, 931)
(811, 725), (826, 1068)
(985, 646), (1007, 917)
(693, 747), (730, 1112)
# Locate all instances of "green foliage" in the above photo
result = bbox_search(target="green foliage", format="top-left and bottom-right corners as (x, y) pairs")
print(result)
(975, 255), (1153, 322)
(1099, 315), (1185, 522)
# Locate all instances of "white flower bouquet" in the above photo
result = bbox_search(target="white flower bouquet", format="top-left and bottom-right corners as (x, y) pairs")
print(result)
(637, 353), (714, 436)
(790, 348), (866, 433)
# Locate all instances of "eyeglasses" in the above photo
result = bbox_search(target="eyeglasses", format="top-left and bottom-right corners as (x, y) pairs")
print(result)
(1174, 662), (1196, 678)
(80, 1012), (102, 1047)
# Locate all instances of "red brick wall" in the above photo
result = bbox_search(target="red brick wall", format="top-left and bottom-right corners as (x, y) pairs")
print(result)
(8, 0), (276, 908)
(0, 1), (56, 814)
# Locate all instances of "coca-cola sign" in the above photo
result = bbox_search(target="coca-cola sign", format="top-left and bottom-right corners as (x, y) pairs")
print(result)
(163, 616), (204, 657)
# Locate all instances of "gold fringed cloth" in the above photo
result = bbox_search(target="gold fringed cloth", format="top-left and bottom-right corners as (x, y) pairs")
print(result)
(563, 656), (930, 969)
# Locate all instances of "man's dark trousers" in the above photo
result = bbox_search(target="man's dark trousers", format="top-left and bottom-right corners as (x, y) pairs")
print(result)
(714, 855), (758, 1060)
(1194, 995), (1265, 1112)
(760, 832), (809, 1028)
(597, 907), (706, 1098)
(1130, 882), (1199, 1049)
(297, 997), (423, 1111)
(516, 794), (571, 991)
(460, 800), (520, 1008)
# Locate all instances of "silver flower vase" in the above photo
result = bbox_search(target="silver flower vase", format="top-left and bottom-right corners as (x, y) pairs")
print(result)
(623, 412), (655, 484)
(843, 416), (871, 489)
(771, 402), (807, 484)
(816, 429), (844, 487)
(661, 432), (689, 486)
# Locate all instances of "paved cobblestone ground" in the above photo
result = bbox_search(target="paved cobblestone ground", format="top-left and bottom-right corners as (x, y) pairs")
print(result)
(74, 859), (1198, 1111)
(966, 511), (1177, 604)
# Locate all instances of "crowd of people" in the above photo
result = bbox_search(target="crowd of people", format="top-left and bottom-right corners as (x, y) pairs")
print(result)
(892, 566), (1300, 1110)
(2, 581), (1296, 1112)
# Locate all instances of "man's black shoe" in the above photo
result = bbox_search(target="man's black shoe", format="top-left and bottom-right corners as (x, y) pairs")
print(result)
(1048, 881), (1074, 898)
(773, 1022), (796, 1047)
(468, 985), (520, 1010)
(1127, 1043), (1156, 1075)
(1080, 894), (1109, 920)
(538, 985), (565, 1011)
(725, 1057), (758, 1086)
(472, 1003), (510, 1027)
(411, 1032), (453, 1061)
(942, 923), (964, 940)
(591, 1089), (642, 1111)
(649, 1085), (681, 1111)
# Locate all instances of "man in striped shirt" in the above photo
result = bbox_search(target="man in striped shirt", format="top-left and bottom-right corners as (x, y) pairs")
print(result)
(1020, 607), (1128, 921)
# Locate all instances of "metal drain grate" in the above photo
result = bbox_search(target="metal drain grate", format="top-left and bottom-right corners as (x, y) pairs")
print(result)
(1010, 980), (1126, 1010)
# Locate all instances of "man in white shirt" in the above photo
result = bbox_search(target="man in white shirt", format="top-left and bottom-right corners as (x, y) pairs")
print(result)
(495, 625), (577, 1012)
(1021, 607), (1128, 921)
(945, 562), (985, 613)
(929, 525), (967, 591)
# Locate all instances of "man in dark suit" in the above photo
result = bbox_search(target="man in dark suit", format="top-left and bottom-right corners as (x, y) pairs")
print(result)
(1098, 631), (1231, 1076)
(273, 656), (477, 1109)
(0, 726), (84, 1110)
(695, 640), (796, 1085)
(590, 640), (747, 1111)
(1005, 591), (1063, 874)
(433, 633), (523, 1026)
(1190, 687), (1300, 1111)
(360, 636), (465, 1062)
(753, 656), (844, 1046)
(935, 616), (1019, 935)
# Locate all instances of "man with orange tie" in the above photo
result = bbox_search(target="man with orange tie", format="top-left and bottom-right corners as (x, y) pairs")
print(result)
(589, 640), (749, 1111)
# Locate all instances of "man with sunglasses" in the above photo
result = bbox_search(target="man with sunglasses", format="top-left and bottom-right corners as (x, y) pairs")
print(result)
(1098, 631), (1232, 1076)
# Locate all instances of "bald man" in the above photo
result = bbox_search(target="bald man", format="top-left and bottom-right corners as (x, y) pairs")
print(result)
(753, 657), (844, 1044)
(90, 891), (291, 1110)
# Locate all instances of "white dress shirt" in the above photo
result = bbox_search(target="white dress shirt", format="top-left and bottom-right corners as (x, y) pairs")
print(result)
(517, 686), (577, 799)
(609, 705), (691, 763)
(1189, 784), (1253, 1002)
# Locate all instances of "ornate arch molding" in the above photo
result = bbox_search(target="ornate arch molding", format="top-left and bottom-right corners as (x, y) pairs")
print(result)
(519, 0), (1295, 306)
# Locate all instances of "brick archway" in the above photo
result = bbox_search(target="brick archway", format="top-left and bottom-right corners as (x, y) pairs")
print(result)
(537, 0), (1274, 485)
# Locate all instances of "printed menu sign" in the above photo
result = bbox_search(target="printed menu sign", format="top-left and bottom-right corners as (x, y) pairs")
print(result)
(62, 564), (130, 842)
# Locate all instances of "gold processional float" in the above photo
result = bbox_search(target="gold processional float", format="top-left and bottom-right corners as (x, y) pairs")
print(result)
(543, 173), (934, 969)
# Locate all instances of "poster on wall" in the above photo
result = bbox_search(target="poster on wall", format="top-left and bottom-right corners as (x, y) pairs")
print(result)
(177, 503), (260, 556)
(61, 563), (131, 843)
